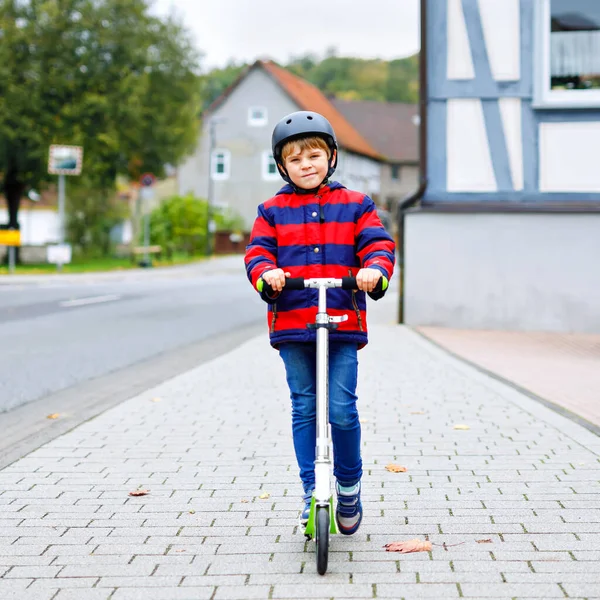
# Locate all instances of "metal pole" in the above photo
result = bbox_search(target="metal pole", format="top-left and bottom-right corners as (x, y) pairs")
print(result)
(57, 174), (66, 272)
(206, 119), (216, 256)
(315, 285), (330, 460)
(143, 198), (150, 267)
(8, 246), (15, 274)
(58, 174), (65, 243)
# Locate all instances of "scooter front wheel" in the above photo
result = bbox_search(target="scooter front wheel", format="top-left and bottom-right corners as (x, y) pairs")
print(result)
(315, 506), (329, 575)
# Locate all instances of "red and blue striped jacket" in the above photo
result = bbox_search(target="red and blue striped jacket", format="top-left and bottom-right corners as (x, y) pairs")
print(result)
(245, 181), (396, 348)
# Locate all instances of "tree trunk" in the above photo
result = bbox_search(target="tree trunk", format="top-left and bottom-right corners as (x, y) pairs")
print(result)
(1, 171), (25, 265)
(3, 171), (25, 230)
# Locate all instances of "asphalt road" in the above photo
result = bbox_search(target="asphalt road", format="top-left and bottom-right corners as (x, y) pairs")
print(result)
(0, 256), (266, 413)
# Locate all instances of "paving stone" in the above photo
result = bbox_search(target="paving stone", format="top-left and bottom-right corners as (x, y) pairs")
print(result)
(1, 325), (599, 598)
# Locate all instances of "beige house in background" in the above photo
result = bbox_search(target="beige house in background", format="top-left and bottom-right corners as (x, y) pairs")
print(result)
(177, 60), (420, 232)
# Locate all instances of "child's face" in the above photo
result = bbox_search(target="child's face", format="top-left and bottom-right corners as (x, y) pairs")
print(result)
(283, 144), (332, 190)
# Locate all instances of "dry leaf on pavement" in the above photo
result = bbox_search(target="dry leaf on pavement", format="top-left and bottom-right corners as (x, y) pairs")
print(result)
(453, 424), (470, 430)
(385, 464), (407, 473)
(258, 492), (270, 500)
(128, 489), (150, 497)
(476, 539), (493, 544)
(410, 411), (425, 415)
(241, 499), (249, 503)
(384, 539), (432, 553)
(46, 413), (60, 419)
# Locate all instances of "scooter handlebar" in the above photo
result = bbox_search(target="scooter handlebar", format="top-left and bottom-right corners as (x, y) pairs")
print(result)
(258, 275), (387, 296)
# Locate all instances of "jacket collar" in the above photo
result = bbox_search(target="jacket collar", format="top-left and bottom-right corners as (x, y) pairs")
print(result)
(275, 181), (345, 196)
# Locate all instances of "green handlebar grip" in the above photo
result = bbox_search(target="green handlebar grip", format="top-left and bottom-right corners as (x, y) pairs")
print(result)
(381, 276), (389, 291)
(257, 278), (264, 292)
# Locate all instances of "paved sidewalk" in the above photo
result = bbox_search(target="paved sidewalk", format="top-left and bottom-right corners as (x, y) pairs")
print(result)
(1, 320), (600, 599)
(417, 327), (600, 430)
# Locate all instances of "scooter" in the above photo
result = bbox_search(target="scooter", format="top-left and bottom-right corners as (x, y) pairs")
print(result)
(259, 275), (387, 575)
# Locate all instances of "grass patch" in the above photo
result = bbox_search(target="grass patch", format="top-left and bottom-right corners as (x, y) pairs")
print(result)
(0, 253), (210, 275)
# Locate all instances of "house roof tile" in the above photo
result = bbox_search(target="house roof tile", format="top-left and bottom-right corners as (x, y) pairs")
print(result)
(260, 61), (381, 160)
(205, 60), (381, 161)
(332, 99), (419, 163)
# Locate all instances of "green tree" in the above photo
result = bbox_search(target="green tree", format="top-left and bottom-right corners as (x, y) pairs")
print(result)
(66, 178), (129, 258)
(386, 55), (419, 103)
(0, 0), (201, 235)
(148, 194), (207, 256)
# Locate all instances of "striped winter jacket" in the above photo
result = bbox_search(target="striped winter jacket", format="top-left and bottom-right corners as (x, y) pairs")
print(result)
(244, 181), (396, 348)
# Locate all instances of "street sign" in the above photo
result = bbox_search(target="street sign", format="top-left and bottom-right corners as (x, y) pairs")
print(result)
(139, 187), (155, 202)
(47, 243), (72, 265)
(48, 145), (83, 176)
(0, 230), (20, 246)
(140, 173), (156, 187)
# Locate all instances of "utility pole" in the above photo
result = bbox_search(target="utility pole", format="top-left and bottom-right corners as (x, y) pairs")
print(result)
(205, 116), (226, 257)
(205, 118), (216, 256)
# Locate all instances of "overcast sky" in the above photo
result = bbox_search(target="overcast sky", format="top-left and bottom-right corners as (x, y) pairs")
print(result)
(150, 0), (420, 71)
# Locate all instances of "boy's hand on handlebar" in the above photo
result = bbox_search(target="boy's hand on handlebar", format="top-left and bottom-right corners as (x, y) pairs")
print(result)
(356, 268), (382, 293)
(262, 268), (291, 293)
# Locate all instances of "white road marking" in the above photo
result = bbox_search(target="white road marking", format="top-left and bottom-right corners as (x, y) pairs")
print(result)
(59, 294), (121, 308)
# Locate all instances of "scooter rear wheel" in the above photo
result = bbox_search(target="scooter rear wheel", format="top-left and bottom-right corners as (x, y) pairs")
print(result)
(315, 506), (329, 575)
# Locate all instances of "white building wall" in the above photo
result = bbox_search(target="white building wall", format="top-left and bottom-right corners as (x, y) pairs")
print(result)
(405, 212), (600, 333)
(446, 99), (497, 192)
(447, 0), (475, 79)
(478, 0), (521, 81)
(0, 209), (59, 245)
(336, 150), (381, 198)
(539, 122), (600, 192)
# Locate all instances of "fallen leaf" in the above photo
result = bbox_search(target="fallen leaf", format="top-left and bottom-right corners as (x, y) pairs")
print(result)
(384, 539), (432, 553)
(453, 424), (470, 430)
(128, 489), (150, 497)
(258, 492), (270, 500)
(359, 418), (369, 423)
(151, 397), (161, 403)
(241, 499), (249, 503)
(188, 510), (196, 514)
(410, 411), (425, 415)
(46, 413), (60, 419)
(476, 539), (493, 544)
(385, 464), (407, 473)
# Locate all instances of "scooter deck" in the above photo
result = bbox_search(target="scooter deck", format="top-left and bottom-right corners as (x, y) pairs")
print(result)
(304, 495), (339, 538)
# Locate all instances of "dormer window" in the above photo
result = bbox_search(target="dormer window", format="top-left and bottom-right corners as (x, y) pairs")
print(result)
(248, 106), (267, 127)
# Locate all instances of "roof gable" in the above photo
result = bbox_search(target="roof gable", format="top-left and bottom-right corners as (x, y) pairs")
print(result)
(205, 60), (381, 161)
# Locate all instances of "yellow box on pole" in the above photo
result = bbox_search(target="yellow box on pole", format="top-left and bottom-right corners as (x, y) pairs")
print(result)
(0, 230), (21, 246)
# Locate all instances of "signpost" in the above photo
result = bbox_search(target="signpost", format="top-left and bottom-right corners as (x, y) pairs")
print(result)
(0, 229), (20, 273)
(48, 145), (83, 271)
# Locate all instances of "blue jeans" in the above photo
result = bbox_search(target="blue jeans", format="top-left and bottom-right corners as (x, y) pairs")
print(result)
(279, 341), (362, 493)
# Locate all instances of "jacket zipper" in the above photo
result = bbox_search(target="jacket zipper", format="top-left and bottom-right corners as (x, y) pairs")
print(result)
(349, 269), (364, 331)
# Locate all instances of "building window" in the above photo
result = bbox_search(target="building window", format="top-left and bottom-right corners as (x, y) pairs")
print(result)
(262, 152), (280, 181)
(535, 0), (600, 107)
(248, 107), (267, 127)
(211, 149), (230, 180)
(390, 164), (401, 181)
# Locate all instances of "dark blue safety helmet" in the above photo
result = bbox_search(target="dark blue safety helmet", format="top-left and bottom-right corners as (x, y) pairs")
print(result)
(271, 111), (338, 184)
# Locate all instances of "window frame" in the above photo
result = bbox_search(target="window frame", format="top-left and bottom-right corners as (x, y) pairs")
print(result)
(248, 106), (268, 127)
(261, 151), (280, 181)
(211, 149), (231, 181)
(534, 0), (600, 108)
